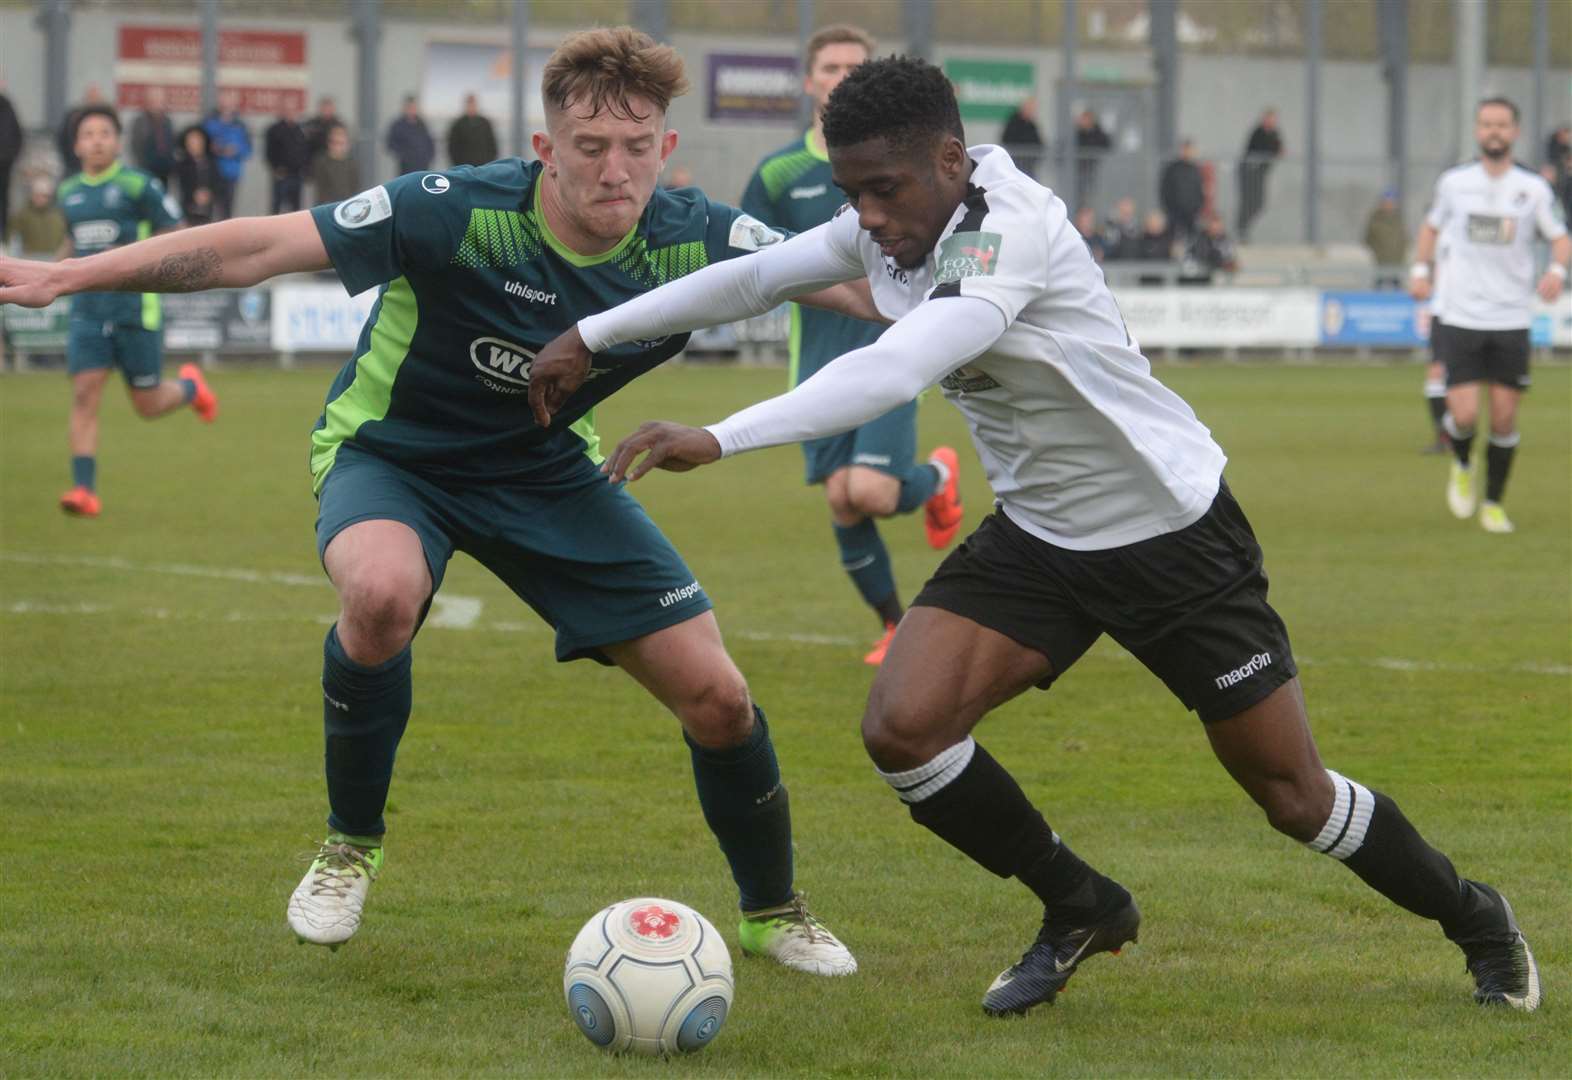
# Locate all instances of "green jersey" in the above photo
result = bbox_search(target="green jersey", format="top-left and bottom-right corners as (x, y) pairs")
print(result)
(58, 160), (182, 326)
(740, 131), (884, 387)
(309, 160), (782, 493)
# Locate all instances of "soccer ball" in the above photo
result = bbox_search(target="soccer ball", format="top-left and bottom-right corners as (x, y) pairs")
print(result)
(563, 897), (734, 1056)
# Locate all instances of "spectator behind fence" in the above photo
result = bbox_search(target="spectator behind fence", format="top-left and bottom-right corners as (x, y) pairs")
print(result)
(1101, 196), (1139, 261)
(447, 92), (498, 167)
(1074, 108), (1111, 207)
(1364, 189), (1406, 287)
(1237, 107), (1283, 240)
(1179, 213), (1238, 285)
(1547, 124), (1571, 222)
(304, 96), (343, 164)
(662, 164), (694, 190)
(265, 100), (311, 215)
(203, 92), (252, 219)
(0, 87), (21, 241)
(174, 124), (220, 226)
(8, 177), (67, 256)
(1000, 96), (1043, 179)
(310, 123), (359, 206)
(1136, 208), (1173, 284)
(57, 84), (106, 175)
(386, 95), (436, 176)
(1073, 205), (1105, 264)
(1160, 139), (1205, 242)
(129, 87), (177, 188)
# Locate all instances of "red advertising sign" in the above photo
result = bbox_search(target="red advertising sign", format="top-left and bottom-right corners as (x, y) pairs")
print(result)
(115, 26), (308, 115)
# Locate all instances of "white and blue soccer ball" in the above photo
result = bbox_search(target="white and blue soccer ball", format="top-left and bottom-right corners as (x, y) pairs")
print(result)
(563, 897), (733, 1056)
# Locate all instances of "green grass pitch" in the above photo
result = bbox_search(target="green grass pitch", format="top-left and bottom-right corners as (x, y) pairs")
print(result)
(1, 358), (1568, 1077)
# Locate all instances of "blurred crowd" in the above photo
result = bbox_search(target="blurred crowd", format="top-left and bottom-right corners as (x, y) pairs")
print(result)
(0, 84), (503, 256)
(4, 82), (1570, 290)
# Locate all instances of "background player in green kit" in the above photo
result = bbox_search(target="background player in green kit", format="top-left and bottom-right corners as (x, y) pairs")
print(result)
(740, 26), (962, 666)
(55, 104), (218, 517)
(0, 29), (861, 975)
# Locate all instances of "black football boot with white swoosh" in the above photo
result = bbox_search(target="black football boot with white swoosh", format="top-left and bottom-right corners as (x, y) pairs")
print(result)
(982, 895), (1141, 1016)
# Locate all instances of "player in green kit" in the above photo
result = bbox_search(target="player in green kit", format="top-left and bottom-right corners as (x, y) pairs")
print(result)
(0, 29), (861, 974)
(54, 104), (218, 517)
(740, 25), (962, 666)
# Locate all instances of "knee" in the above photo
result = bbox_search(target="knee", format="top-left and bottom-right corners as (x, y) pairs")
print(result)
(1255, 772), (1334, 842)
(71, 387), (98, 411)
(846, 472), (898, 518)
(861, 686), (944, 771)
(678, 674), (755, 750)
(336, 568), (426, 659)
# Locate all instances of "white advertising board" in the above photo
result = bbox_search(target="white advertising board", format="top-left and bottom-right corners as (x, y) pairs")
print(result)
(270, 282), (379, 353)
(1113, 287), (1322, 348)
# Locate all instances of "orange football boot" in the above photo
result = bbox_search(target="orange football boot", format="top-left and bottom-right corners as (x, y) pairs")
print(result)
(863, 621), (898, 666)
(179, 362), (219, 423)
(924, 446), (964, 549)
(59, 486), (102, 517)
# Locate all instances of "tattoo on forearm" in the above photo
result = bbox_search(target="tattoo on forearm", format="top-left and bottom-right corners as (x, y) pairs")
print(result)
(124, 248), (222, 292)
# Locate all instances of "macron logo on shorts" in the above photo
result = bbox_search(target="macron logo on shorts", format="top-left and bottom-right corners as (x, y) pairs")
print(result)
(1214, 652), (1272, 691)
(658, 581), (703, 608)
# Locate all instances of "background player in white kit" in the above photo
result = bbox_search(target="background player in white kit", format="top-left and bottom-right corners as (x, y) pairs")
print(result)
(531, 58), (1541, 1017)
(1409, 97), (1570, 534)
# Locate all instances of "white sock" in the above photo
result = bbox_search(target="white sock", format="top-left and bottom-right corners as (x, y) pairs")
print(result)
(875, 737), (974, 804)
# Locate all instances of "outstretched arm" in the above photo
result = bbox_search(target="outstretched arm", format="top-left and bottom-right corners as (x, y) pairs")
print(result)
(529, 219), (865, 426)
(0, 211), (330, 308)
(603, 295), (1008, 482)
(1408, 221), (1438, 301)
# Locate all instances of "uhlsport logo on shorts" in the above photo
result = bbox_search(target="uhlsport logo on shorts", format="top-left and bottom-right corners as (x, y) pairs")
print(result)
(658, 581), (703, 608)
(1214, 652), (1273, 691)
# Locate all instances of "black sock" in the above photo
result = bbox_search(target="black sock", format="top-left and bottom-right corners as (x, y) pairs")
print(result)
(1443, 414), (1474, 468)
(1308, 771), (1489, 938)
(686, 705), (794, 912)
(879, 739), (1122, 918)
(321, 624), (412, 838)
(873, 592), (903, 627)
(1485, 433), (1518, 503)
(1425, 388), (1447, 432)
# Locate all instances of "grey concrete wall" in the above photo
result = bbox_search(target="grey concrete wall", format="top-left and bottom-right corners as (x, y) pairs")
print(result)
(2, 6), (1567, 245)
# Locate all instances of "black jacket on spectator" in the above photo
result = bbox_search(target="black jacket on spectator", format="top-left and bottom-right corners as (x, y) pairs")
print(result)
(0, 92), (21, 239)
(447, 113), (498, 168)
(175, 126), (221, 226)
(1000, 108), (1043, 178)
(303, 114), (343, 163)
(1102, 219), (1139, 261)
(1159, 159), (1205, 238)
(130, 110), (177, 184)
(386, 116), (436, 175)
(265, 118), (312, 175)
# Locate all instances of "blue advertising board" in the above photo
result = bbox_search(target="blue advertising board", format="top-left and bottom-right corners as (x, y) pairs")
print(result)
(1319, 291), (1427, 347)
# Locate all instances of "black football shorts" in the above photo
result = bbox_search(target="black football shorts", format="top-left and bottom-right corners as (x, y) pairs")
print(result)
(912, 482), (1297, 723)
(1440, 324), (1531, 391)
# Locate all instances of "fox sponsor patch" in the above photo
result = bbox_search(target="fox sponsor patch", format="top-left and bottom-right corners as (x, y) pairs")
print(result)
(935, 230), (1003, 285)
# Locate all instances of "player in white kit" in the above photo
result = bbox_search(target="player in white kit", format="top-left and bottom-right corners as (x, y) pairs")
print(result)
(1409, 97), (1570, 533)
(529, 58), (1541, 1017)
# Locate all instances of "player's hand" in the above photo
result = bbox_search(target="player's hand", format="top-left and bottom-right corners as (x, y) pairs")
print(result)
(1535, 270), (1565, 303)
(603, 422), (721, 483)
(1407, 276), (1432, 301)
(0, 255), (65, 308)
(528, 325), (593, 427)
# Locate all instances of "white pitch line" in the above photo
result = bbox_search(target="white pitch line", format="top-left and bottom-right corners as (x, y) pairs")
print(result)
(4, 551), (1568, 677)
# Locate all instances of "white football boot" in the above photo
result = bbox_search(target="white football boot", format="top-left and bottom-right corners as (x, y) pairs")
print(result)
(287, 839), (383, 949)
(1446, 463), (1477, 519)
(738, 893), (857, 976)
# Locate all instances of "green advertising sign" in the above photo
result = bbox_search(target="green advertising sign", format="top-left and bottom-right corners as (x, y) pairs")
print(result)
(944, 58), (1035, 121)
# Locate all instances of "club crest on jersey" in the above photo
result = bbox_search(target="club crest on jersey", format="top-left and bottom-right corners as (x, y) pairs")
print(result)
(935, 230), (1003, 285)
(729, 213), (784, 251)
(333, 185), (392, 230)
